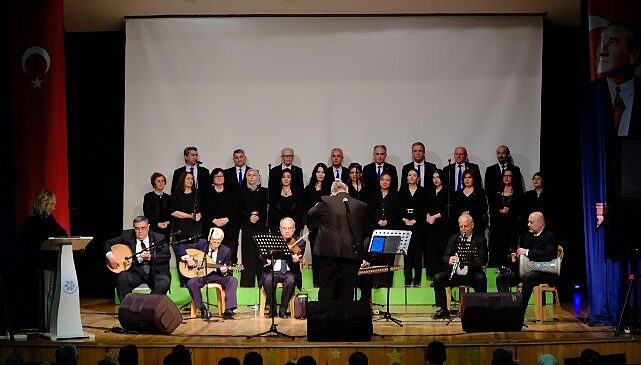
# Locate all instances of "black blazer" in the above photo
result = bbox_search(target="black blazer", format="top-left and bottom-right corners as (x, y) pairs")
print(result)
(259, 238), (306, 290)
(442, 161), (482, 194)
(362, 162), (398, 192)
(329, 166), (350, 184)
(484, 163), (524, 195)
(400, 161), (437, 191)
(268, 164), (305, 194)
(518, 229), (558, 262)
(443, 232), (488, 269)
(223, 165), (251, 191)
(171, 165), (211, 193)
(104, 229), (171, 277)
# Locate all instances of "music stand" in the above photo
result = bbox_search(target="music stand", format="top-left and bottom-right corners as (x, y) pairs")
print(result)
(40, 236), (95, 340)
(247, 234), (293, 339)
(369, 230), (411, 327)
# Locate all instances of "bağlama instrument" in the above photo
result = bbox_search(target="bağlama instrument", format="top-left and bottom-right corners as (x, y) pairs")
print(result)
(519, 255), (561, 277)
(358, 265), (403, 275)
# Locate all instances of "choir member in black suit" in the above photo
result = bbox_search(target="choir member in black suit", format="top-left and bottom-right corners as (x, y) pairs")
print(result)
(223, 149), (250, 192)
(431, 214), (488, 319)
(143, 172), (172, 237)
(202, 168), (241, 264)
(303, 162), (332, 287)
(329, 148), (350, 183)
(239, 168), (269, 287)
(309, 181), (369, 302)
(488, 167), (524, 268)
(442, 146), (482, 194)
(21, 189), (68, 331)
(496, 212), (559, 311)
(170, 172), (202, 240)
(399, 168), (427, 287)
(347, 162), (370, 203)
(425, 169), (450, 277)
(259, 217), (305, 318)
(268, 147), (304, 196)
(367, 171), (401, 287)
(268, 168), (304, 236)
(105, 216), (171, 301)
(362, 144), (399, 192)
(400, 142), (437, 192)
(484, 145), (524, 195)
(176, 227), (238, 320)
(171, 146), (210, 192)
(452, 169), (488, 236)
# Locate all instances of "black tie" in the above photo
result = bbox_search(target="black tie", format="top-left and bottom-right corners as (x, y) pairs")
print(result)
(416, 164), (422, 187)
(614, 86), (626, 133)
(140, 240), (150, 274)
(280, 260), (287, 274)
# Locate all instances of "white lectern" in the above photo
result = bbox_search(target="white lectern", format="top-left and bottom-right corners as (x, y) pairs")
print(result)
(41, 236), (95, 340)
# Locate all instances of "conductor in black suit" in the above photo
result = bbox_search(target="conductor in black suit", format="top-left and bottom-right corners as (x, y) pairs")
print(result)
(362, 144), (398, 191)
(329, 147), (350, 183)
(442, 146), (482, 194)
(268, 147), (304, 195)
(104, 215), (171, 301)
(400, 141), (437, 191)
(309, 181), (369, 302)
(171, 146), (211, 192)
(484, 145), (524, 195)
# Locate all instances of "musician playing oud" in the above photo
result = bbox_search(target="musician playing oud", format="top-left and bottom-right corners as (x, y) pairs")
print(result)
(176, 227), (238, 320)
(496, 211), (559, 312)
(432, 214), (488, 319)
(104, 215), (171, 302)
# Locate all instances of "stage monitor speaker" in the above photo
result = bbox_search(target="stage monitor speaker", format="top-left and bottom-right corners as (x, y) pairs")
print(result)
(307, 300), (372, 342)
(118, 294), (182, 334)
(461, 293), (523, 332)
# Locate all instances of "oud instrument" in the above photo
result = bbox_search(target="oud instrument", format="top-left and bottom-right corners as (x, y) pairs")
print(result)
(107, 244), (135, 273)
(180, 248), (244, 278)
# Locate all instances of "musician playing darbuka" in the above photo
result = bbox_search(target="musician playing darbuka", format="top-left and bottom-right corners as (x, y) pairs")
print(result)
(496, 211), (559, 312)
(104, 215), (171, 302)
(176, 227), (238, 320)
(432, 214), (487, 319)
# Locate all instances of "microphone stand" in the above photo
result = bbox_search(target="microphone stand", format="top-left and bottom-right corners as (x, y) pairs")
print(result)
(343, 198), (360, 301)
(446, 158), (453, 222)
(266, 163), (272, 234)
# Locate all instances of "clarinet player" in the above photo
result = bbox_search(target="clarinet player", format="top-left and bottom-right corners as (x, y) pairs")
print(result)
(431, 213), (488, 319)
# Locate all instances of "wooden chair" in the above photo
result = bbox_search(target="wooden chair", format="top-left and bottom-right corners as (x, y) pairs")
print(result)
(446, 285), (469, 311)
(259, 283), (296, 316)
(532, 245), (563, 321)
(189, 283), (226, 318)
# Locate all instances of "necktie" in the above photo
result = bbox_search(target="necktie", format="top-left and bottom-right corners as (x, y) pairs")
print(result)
(614, 86), (626, 133)
(189, 166), (194, 175)
(280, 260), (287, 274)
(377, 165), (382, 179)
(416, 164), (422, 187)
(500, 164), (505, 174)
(335, 169), (340, 179)
(140, 240), (150, 274)
(238, 168), (243, 186)
(457, 165), (463, 191)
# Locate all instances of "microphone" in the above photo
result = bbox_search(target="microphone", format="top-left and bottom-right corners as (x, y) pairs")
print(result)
(196, 160), (203, 165)
(343, 197), (351, 216)
(268, 163), (272, 169)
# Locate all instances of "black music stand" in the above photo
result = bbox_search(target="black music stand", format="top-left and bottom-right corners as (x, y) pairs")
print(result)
(369, 230), (411, 327)
(247, 234), (293, 339)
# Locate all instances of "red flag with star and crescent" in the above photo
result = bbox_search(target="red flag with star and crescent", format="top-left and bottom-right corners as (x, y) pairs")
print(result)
(8, 0), (70, 233)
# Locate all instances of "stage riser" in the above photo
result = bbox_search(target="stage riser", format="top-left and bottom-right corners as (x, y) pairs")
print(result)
(2, 342), (640, 365)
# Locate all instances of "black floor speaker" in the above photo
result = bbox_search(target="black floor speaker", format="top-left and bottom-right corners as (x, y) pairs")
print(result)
(118, 294), (182, 334)
(461, 293), (523, 332)
(307, 300), (372, 342)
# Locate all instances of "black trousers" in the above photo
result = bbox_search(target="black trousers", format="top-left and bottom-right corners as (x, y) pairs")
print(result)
(317, 256), (359, 303)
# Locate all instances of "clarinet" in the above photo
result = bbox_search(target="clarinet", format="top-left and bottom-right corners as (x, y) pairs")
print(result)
(449, 252), (460, 280)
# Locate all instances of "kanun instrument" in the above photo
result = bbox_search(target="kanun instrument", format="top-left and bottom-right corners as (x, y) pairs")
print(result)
(358, 265), (402, 275)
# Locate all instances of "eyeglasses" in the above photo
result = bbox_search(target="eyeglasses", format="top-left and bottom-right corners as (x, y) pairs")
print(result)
(134, 226), (149, 231)
(281, 154), (294, 158)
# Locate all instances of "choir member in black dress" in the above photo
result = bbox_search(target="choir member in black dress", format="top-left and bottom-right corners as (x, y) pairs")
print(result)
(143, 172), (172, 237)
(202, 168), (241, 263)
(303, 163), (332, 287)
(488, 167), (524, 268)
(399, 168), (427, 287)
(21, 189), (68, 331)
(239, 168), (269, 287)
(347, 162), (370, 203)
(367, 171), (401, 287)
(523, 171), (552, 231)
(268, 169), (303, 236)
(452, 169), (488, 237)
(425, 169), (450, 277)
(170, 172), (202, 240)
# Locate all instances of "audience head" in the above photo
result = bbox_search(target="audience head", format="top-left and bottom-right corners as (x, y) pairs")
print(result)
(242, 351), (263, 365)
(55, 344), (78, 365)
(348, 351), (368, 365)
(579, 348), (601, 365)
(296, 356), (317, 365)
(2, 352), (23, 365)
(98, 359), (117, 365)
(537, 354), (559, 365)
(218, 357), (241, 365)
(425, 340), (447, 365)
(491, 347), (517, 365)
(163, 345), (191, 365)
(118, 344), (138, 365)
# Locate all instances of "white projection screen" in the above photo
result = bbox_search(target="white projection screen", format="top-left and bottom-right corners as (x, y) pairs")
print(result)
(124, 15), (543, 228)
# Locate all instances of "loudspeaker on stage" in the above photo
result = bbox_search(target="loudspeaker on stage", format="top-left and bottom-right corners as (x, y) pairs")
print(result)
(118, 294), (182, 334)
(461, 293), (523, 332)
(306, 300), (372, 342)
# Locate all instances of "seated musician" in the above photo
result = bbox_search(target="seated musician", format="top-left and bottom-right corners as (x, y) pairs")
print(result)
(432, 213), (488, 319)
(176, 227), (238, 320)
(104, 215), (171, 301)
(496, 211), (559, 312)
(259, 217), (305, 318)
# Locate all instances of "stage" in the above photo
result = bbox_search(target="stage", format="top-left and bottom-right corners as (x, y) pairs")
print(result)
(1, 297), (639, 365)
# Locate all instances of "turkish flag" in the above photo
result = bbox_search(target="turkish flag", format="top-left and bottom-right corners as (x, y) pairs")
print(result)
(8, 0), (70, 233)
